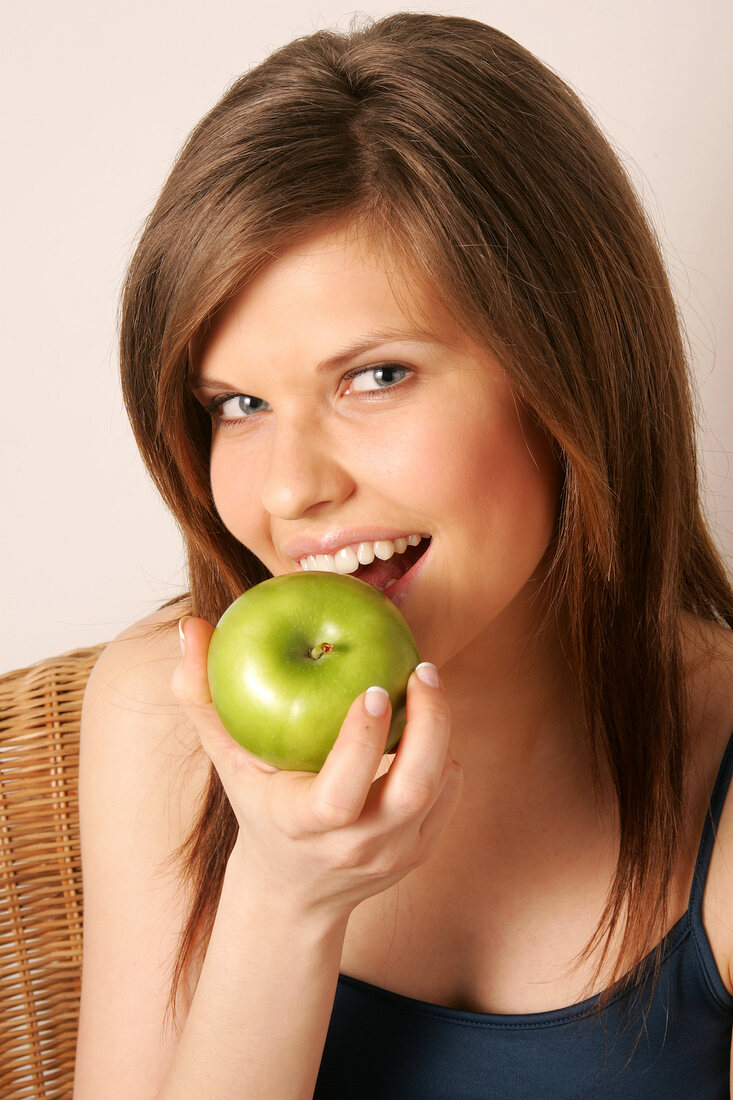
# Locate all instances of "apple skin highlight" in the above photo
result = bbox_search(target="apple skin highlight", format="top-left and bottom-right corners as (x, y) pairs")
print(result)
(207, 571), (421, 771)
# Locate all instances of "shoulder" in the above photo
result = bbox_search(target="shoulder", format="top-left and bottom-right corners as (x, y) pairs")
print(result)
(80, 595), (209, 867)
(84, 599), (189, 714)
(80, 600), (208, 804)
(681, 611), (733, 752)
(681, 613), (733, 994)
(680, 611), (733, 827)
(75, 601), (210, 1095)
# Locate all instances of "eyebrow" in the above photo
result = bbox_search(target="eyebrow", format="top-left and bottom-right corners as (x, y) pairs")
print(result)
(189, 326), (445, 389)
(314, 327), (444, 373)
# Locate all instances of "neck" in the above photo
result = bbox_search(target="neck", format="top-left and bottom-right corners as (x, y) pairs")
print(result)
(439, 593), (611, 829)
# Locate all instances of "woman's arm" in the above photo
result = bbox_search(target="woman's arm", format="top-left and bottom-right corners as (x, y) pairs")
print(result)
(75, 612), (462, 1100)
(73, 610), (209, 1098)
(157, 849), (349, 1100)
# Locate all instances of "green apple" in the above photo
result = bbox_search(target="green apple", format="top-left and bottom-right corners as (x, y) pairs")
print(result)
(207, 571), (421, 771)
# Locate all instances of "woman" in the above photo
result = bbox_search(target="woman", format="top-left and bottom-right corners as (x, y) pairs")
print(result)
(74, 13), (733, 1097)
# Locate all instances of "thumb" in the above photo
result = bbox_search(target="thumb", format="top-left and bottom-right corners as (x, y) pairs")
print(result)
(172, 615), (278, 779)
(171, 615), (214, 705)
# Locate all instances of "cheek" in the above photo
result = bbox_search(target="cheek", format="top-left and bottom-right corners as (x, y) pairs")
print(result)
(209, 441), (262, 546)
(409, 402), (560, 543)
(404, 412), (560, 665)
(481, 428), (559, 573)
(495, 415), (561, 537)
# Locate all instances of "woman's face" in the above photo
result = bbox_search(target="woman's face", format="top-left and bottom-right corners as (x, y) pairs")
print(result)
(193, 223), (561, 667)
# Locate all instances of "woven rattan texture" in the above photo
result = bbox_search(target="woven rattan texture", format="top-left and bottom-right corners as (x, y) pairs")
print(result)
(1, 646), (104, 1100)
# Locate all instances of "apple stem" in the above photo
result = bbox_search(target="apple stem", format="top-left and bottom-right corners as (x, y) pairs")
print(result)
(308, 642), (334, 660)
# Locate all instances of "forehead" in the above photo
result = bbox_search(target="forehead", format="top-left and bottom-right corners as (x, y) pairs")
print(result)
(198, 222), (470, 370)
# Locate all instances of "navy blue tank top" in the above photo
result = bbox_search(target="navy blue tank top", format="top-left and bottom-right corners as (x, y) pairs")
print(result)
(315, 730), (733, 1098)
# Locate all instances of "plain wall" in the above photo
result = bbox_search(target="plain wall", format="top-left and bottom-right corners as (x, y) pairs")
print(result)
(2, 0), (731, 673)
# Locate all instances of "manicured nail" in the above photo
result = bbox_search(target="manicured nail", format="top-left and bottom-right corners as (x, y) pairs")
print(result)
(178, 616), (191, 656)
(415, 662), (440, 688)
(364, 686), (389, 717)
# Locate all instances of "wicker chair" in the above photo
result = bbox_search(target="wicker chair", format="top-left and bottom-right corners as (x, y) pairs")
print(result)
(0, 645), (104, 1100)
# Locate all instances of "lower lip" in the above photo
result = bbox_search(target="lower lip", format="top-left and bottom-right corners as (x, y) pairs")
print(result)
(381, 540), (431, 609)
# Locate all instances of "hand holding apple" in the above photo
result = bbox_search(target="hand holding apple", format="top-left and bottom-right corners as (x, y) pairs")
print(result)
(206, 571), (421, 771)
(174, 613), (461, 923)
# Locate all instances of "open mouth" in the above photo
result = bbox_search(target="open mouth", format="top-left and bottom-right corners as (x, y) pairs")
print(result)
(353, 537), (430, 592)
(297, 534), (431, 607)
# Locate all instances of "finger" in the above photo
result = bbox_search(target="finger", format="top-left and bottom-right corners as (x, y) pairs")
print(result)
(172, 616), (277, 777)
(382, 663), (452, 819)
(307, 686), (392, 832)
(171, 616), (214, 705)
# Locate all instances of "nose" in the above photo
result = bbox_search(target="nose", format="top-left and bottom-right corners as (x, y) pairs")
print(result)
(259, 413), (355, 520)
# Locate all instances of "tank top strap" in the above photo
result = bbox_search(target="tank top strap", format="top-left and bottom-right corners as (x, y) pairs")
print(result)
(688, 727), (733, 919)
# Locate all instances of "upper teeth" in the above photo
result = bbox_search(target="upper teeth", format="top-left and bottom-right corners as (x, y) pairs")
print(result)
(298, 533), (425, 575)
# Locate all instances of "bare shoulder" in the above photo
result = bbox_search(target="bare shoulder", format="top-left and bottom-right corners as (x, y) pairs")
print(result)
(80, 601), (209, 830)
(680, 611), (733, 753)
(681, 613), (733, 996)
(85, 600), (189, 714)
(81, 599), (210, 820)
(680, 611), (733, 830)
(75, 602), (210, 1099)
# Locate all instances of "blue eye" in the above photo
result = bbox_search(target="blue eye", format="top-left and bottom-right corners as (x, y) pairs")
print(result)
(345, 364), (410, 394)
(200, 361), (410, 426)
(207, 393), (271, 422)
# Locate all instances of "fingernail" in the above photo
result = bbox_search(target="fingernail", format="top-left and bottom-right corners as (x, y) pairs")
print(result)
(364, 686), (389, 717)
(415, 662), (440, 688)
(178, 616), (191, 656)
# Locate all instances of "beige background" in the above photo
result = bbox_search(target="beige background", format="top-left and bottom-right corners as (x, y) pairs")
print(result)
(2, 0), (731, 673)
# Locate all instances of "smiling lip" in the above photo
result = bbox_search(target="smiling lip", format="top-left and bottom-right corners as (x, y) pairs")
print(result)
(281, 528), (430, 563)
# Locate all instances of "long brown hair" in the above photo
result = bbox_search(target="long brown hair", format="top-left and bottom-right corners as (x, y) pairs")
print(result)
(119, 12), (733, 1022)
